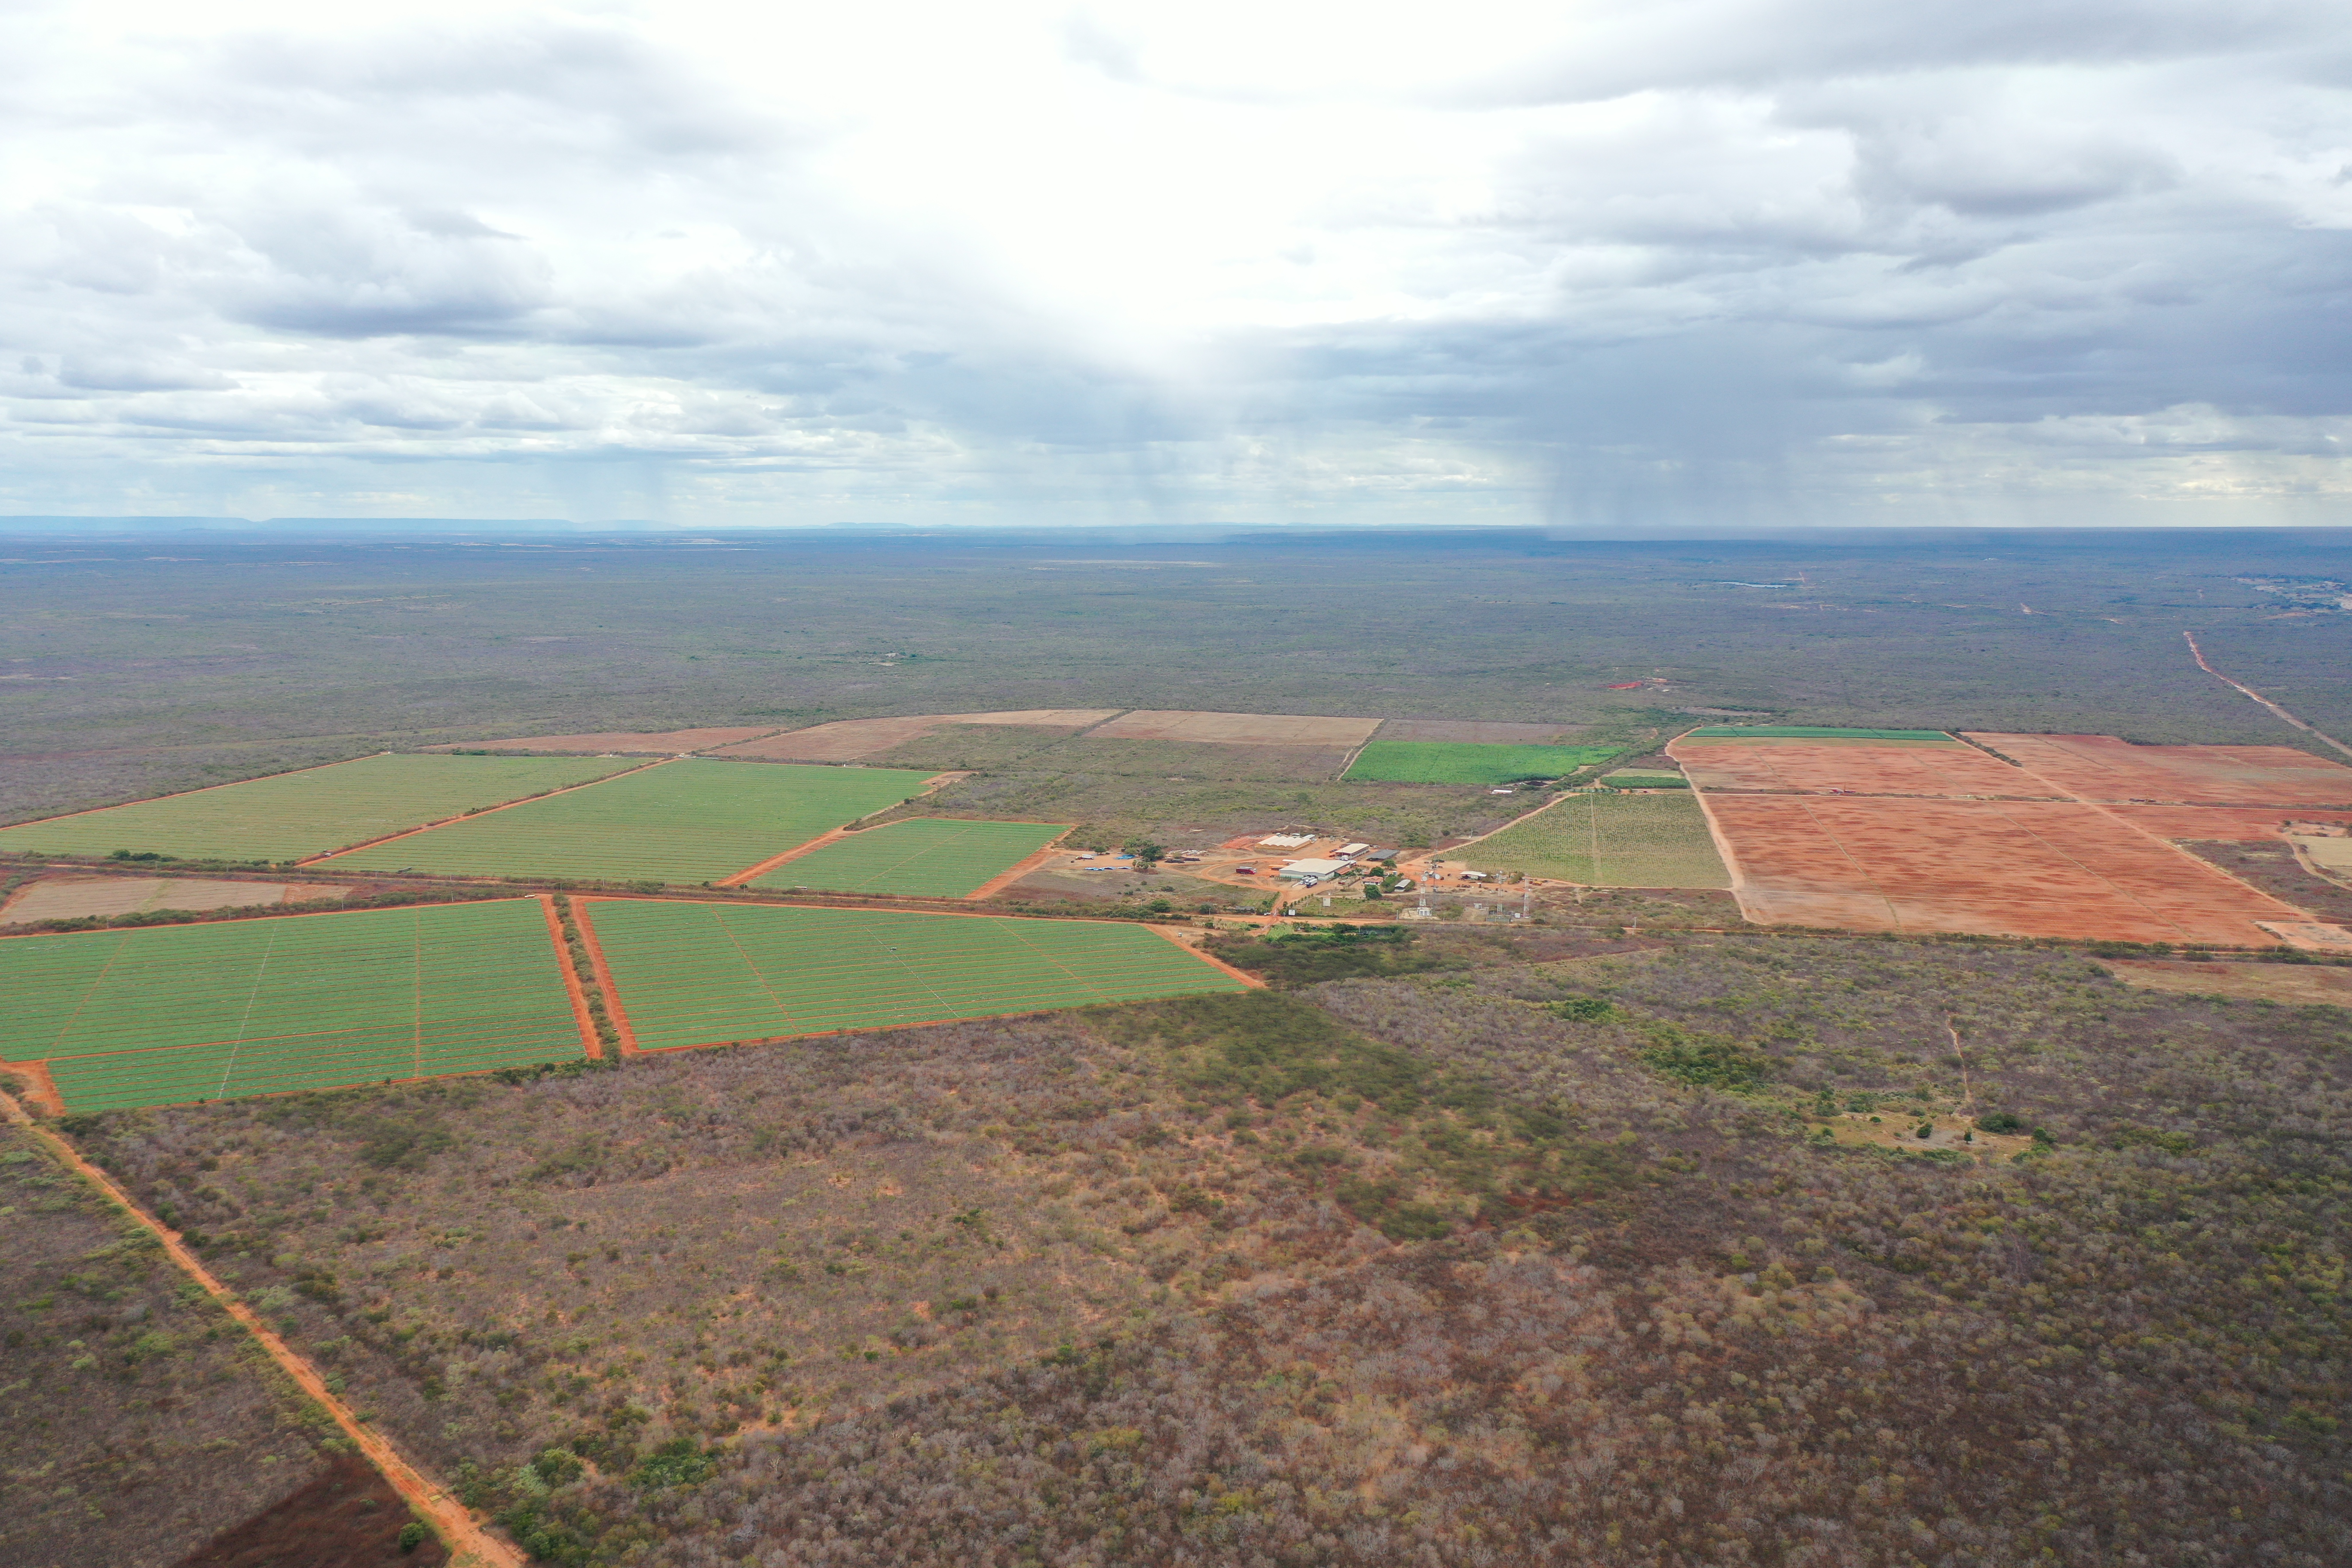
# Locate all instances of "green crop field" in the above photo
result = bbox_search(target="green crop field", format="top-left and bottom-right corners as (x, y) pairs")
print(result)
(321, 759), (931, 885)
(753, 818), (1068, 897)
(0, 754), (637, 864)
(1601, 769), (1690, 788)
(1343, 741), (1624, 785)
(1463, 792), (1730, 888)
(0, 900), (583, 1112)
(584, 899), (1247, 1049)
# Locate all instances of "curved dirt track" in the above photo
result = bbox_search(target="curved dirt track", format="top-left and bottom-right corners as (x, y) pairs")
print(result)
(0, 1088), (522, 1568)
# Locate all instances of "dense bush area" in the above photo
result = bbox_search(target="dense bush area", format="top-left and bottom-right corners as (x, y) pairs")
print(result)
(55, 933), (2352, 1566)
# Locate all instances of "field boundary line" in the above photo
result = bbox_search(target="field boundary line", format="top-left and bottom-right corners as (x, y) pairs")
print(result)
(298, 757), (672, 867)
(570, 900), (642, 1054)
(0, 1057), (64, 1114)
(0, 1087), (523, 1568)
(1140, 922), (1267, 988)
(967, 833), (1076, 900)
(702, 904), (808, 1040)
(540, 895), (603, 1061)
(1987, 800), (2304, 946)
(717, 826), (854, 887)
(1783, 797), (1905, 931)
(1682, 784), (1760, 926)
(0, 893), (545, 945)
(39, 925), (131, 1057)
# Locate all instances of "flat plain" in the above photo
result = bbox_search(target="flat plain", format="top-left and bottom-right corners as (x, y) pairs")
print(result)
(319, 757), (930, 884)
(0, 753), (635, 863)
(749, 817), (1067, 897)
(0, 897), (584, 1112)
(426, 726), (783, 754)
(1463, 791), (1732, 887)
(582, 897), (1247, 1050)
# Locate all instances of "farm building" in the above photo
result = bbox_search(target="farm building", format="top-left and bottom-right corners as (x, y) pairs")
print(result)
(1277, 858), (1354, 882)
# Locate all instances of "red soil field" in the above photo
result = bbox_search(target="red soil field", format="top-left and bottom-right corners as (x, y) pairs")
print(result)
(1964, 732), (2352, 805)
(1669, 738), (2053, 797)
(425, 726), (781, 754)
(2106, 805), (2352, 842)
(1701, 795), (2311, 944)
(708, 710), (1120, 763)
(1084, 710), (1381, 746)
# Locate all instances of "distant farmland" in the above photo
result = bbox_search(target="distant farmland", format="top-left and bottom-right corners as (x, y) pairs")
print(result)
(1344, 741), (1624, 786)
(582, 899), (1247, 1050)
(0, 754), (637, 863)
(752, 818), (1067, 897)
(0, 899), (585, 1113)
(320, 758), (931, 885)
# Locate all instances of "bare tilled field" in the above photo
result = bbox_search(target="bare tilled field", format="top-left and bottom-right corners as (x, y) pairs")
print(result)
(2109, 803), (2352, 840)
(0, 874), (348, 925)
(1967, 731), (2352, 805)
(1704, 795), (2309, 943)
(2101, 958), (2352, 1006)
(710, 710), (1118, 763)
(425, 727), (783, 755)
(1084, 710), (1381, 746)
(1374, 718), (1583, 743)
(1669, 736), (2055, 797)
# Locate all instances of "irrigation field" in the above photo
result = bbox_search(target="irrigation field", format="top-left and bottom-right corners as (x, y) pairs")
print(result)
(0, 754), (636, 864)
(582, 899), (1247, 1050)
(752, 818), (1067, 897)
(1344, 741), (1623, 785)
(1464, 792), (1730, 888)
(0, 900), (585, 1113)
(320, 759), (931, 885)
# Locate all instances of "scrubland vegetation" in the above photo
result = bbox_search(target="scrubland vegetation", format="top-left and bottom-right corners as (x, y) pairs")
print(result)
(0, 1125), (348, 1567)
(49, 927), (2350, 1566)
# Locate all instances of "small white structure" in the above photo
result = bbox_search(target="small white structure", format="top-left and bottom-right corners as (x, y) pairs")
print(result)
(1277, 857), (1353, 882)
(1258, 832), (1317, 849)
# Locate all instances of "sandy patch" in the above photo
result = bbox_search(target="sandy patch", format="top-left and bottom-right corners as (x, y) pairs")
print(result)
(2102, 959), (2352, 1006)
(0, 876), (347, 925)
(1375, 719), (1580, 744)
(424, 727), (781, 755)
(1084, 710), (1381, 746)
(1963, 732), (2352, 806)
(1703, 794), (2309, 945)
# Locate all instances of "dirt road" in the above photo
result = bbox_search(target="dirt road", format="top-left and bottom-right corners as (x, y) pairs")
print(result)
(0, 1089), (521, 1568)
(2186, 631), (2352, 761)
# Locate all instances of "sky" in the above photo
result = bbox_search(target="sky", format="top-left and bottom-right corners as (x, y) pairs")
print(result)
(3, 0), (2350, 530)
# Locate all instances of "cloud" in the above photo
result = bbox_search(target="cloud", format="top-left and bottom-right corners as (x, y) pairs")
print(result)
(0, 0), (2347, 526)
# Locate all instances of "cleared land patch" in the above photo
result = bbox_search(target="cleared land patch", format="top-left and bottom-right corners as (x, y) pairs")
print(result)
(1345, 741), (1623, 785)
(0, 898), (584, 1112)
(1965, 732), (2352, 805)
(1669, 737), (2049, 797)
(710, 710), (1119, 763)
(582, 898), (1248, 1049)
(319, 759), (928, 885)
(750, 818), (1069, 897)
(0, 753), (636, 863)
(0, 875), (347, 926)
(1375, 719), (1583, 744)
(424, 726), (781, 755)
(1686, 726), (1952, 741)
(2101, 959), (2352, 1007)
(1035, 738), (1353, 781)
(1463, 793), (1730, 888)
(1701, 796), (2308, 944)
(1086, 710), (1381, 746)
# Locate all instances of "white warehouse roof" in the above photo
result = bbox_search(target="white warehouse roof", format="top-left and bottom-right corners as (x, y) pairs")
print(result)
(1277, 858), (1354, 879)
